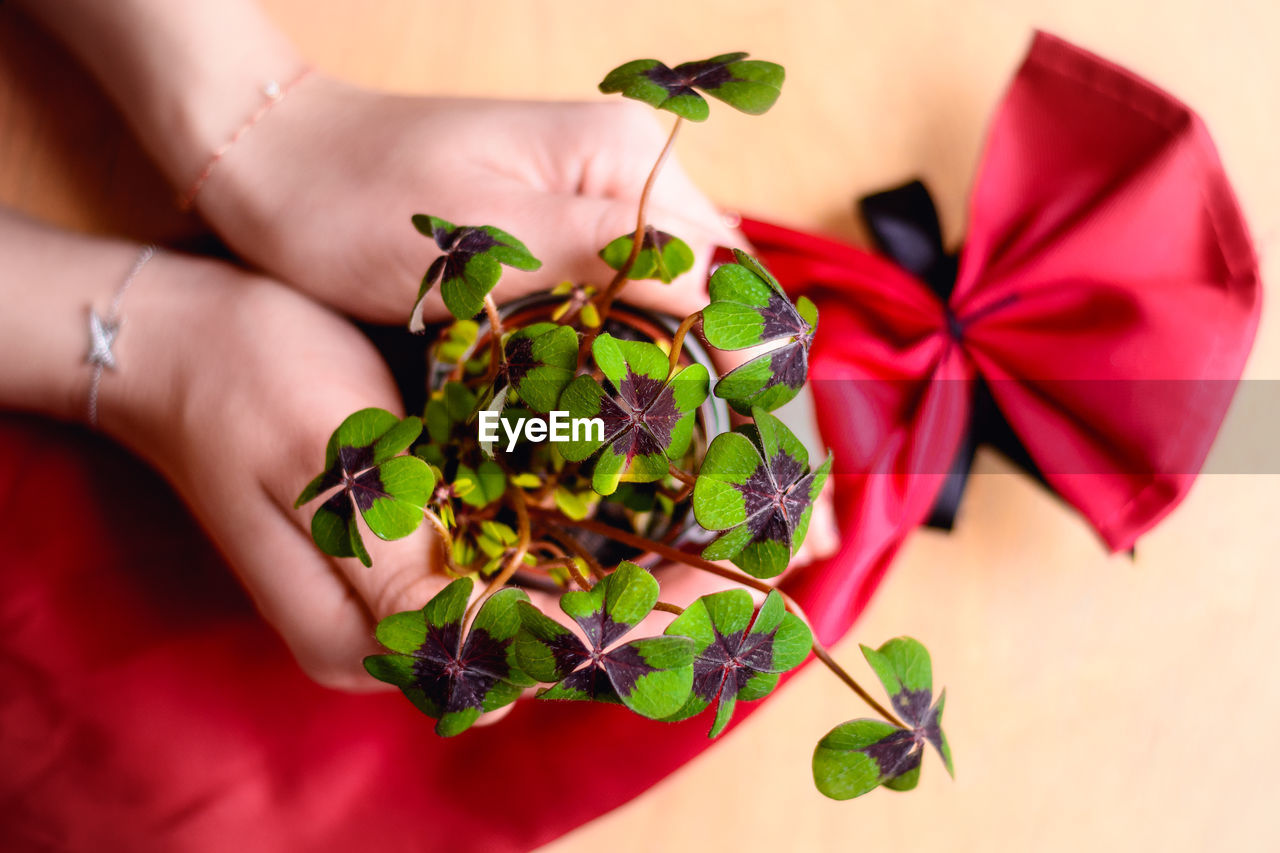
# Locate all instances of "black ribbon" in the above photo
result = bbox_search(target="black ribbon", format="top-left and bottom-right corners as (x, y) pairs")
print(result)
(858, 180), (1050, 531)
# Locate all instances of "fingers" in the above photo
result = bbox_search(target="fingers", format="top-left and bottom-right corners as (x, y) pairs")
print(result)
(265, 483), (450, 690)
(342, 525), (450, 621)
(491, 188), (729, 320)
(273, 464), (449, 621)
(218, 496), (390, 692)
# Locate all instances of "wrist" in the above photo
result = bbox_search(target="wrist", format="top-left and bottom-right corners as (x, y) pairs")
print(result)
(158, 38), (307, 196)
(93, 253), (232, 449)
(190, 70), (349, 225)
(0, 212), (151, 424)
(170, 51), (312, 207)
(17, 0), (305, 192)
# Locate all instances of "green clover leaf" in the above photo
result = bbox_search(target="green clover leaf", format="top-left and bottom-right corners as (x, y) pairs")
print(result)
(409, 215), (541, 328)
(599, 227), (695, 283)
(702, 249), (818, 414)
(558, 333), (708, 495)
(693, 407), (831, 578)
(812, 637), (952, 799)
(663, 589), (812, 736)
(495, 322), (578, 413)
(599, 53), (785, 121)
(364, 577), (535, 736)
(295, 408), (435, 567)
(514, 562), (695, 719)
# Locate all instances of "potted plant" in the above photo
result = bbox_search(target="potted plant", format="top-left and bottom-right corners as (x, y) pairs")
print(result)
(294, 51), (953, 801)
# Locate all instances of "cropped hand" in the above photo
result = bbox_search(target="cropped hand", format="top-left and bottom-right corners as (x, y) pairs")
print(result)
(97, 252), (451, 689)
(195, 77), (740, 325)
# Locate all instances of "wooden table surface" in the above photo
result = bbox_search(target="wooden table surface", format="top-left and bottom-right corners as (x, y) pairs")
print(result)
(2, 1), (1276, 850)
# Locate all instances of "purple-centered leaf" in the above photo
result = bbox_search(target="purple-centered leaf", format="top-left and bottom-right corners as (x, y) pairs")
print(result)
(558, 334), (708, 495)
(295, 408), (434, 568)
(703, 250), (818, 413)
(812, 719), (925, 800)
(860, 637), (933, 727)
(514, 562), (695, 719)
(408, 215), (541, 328)
(598, 227), (695, 283)
(599, 53), (785, 121)
(812, 637), (954, 799)
(693, 407), (831, 578)
(664, 589), (812, 736)
(364, 578), (534, 737)
(497, 322), (578, 413)
(860, 637), (954, 778)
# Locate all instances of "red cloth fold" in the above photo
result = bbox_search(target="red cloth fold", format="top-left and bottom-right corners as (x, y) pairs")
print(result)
(750, 31), (1259, 643)
(0, 31), (1259, 852)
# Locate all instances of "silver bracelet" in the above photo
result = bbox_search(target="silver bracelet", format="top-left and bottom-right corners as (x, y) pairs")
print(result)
(85, 244), (158, 428)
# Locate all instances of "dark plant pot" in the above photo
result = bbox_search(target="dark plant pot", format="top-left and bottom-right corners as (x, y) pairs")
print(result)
(426, 292), (730, 589)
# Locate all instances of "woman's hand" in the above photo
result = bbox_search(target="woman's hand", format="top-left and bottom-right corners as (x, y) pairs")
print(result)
(16, 0), (740, 322)
(96, 251), (453, 690)
(194, 78), (740, 325)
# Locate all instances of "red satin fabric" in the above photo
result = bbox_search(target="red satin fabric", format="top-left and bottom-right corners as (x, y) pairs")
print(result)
(750, 31), (1259, 642)
(0, 31), (1259, 852)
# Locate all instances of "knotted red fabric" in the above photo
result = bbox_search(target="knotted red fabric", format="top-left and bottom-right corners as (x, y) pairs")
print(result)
(754, 30), (1259, 644)
(0, 31), (1259, 852)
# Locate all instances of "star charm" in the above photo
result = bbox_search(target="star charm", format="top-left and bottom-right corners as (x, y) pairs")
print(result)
(87, 310), (119, 370)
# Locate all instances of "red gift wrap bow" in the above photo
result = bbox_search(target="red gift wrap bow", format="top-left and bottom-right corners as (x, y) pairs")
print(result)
(759, 31), (1260, 644)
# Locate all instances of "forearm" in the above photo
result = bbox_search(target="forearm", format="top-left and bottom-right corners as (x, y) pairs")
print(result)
(13, 0), (302, 191)
(0, 208), (221, 441)
(0, 209), (142, 421)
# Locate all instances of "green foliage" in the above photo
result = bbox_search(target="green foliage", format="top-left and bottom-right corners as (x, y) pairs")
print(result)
(364, 578), (534, 736)
(292, 49), (954, 812)
(455, 459), (505, 508)
(550, 281), (600, 327)
(599, 227), (695, 283)
(599, 53), (785, 121)
(409, 215), (541, 327)
(812, 638), (952, 799)
(295, 408), (434, 567)
(498, 322), (578, 413)
(436, 319), (478, 364)
(663, 590), (812, 736)
(702, 250), (817, 413)
(558, 333), (708, 495)
(424, 381), (479, 446)
(553, 486), (595, 520)
(515, 562), (695, 718)
(693, 408), (831, 578)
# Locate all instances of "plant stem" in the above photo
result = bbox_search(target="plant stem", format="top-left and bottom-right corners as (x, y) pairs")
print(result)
(530, 539), (567, 560)
(536, 556), (593, 591)
(529, 507), (906, 728)
(582, 116), (684, 340)
(776, 593), (906, 729)
(659, 480), (695, 505)
(667, 463), (696, 488)
(482, 293), (505, 382)
(421, 509), (462, 576)
(653, 601), (685, 616)
(531, 468), (562, 503)
(535, 509), (771, 591)
(543, 526), (608, 579)
(464, 486), (531, 628)
(667, 311), (701, 374)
